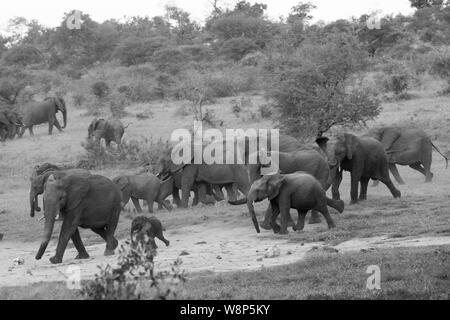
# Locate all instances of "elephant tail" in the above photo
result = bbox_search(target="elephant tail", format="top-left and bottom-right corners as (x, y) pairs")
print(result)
(431, 142), (448, 169)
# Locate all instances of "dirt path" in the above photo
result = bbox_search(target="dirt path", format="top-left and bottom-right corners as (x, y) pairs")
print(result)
(1, 222), (449, 288)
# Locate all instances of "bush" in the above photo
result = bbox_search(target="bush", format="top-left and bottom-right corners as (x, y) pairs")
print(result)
(79, 136), (170, 170)
(381, 60), (413, 98)
(72, 93), (87, 107)
(3, 45), (44, 66)
(108, 92), (130, 118)
(91, 81), (110, 99)
(258, 103), (272, 118)
(81, 241), (185, 300)
(153, 47), (189, 74)
(219, 37), (258, 61)
(113, 36), (170, 66)
(430, 48), (450, 93)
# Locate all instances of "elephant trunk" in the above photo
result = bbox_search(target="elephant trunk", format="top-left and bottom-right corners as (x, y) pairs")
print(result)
(62, 107), (67, 129)
(29, 190), (39, 217)
(247, 200), (260, 234)
(35, 216), (56, 260)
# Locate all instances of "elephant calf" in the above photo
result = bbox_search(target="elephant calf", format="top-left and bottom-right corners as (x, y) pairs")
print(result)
(130, 215), (170, 252)
(113, 174), (173, 213)
(88, 118), (126, 147)
(230, 172), (344, 234)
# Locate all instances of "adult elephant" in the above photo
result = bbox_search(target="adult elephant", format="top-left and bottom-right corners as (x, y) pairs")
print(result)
(0, 108), (23, 140)
(322, 133), (401, 204)
(247, 149), (331, 229)
(18, 97), (67, 137)
(35, 173), (121, 264)
(29, 164), (90, 217)
(87, 118), (126, 147)
(367, 126), (448, 184)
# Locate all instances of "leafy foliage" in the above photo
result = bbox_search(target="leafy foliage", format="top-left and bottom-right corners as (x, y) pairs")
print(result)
(81, 241), (185, 300)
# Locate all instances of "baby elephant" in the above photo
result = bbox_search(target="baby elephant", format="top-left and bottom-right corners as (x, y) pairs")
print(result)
(130, 215), (170, 251)
(113, 174), (173, 213)
(231, 172), (344, 234)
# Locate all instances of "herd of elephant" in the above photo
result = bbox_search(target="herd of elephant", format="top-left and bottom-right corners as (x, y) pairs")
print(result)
(26, 121), (448, 264)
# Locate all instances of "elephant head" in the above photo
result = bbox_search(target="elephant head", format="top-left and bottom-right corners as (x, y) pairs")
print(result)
(35, 174), (89, 260)
(130, 216), (158, 253)
(46, 97), (67, 129)
(156, 145), (188, 180)
(318, 133), (358, 168)
(230, 174), (286, 233)
(246, 174), (286, 233)
(112, 175), (131, 205)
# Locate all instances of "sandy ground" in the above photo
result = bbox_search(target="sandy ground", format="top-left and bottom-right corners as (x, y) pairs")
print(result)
(1, 220), (449, 288)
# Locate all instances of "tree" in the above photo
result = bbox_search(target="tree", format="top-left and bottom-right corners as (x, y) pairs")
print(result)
(265, 34), (380, 138)
(2, 44), (44, 66)
(409, 0), (445, 9)
(165, 6), (201, 44)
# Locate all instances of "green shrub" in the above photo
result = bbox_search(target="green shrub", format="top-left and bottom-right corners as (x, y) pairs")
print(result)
(219, 37), (258, 61)
(81, 241), (185, 300)
(91, 81), (110, 99)
(258, 103), (272, 118)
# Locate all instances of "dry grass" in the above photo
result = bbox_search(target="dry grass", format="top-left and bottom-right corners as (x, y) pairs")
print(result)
(1, 245), (448, 300)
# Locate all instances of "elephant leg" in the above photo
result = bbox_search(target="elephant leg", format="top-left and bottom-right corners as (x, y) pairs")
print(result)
(278, 197), (291, 235)
(50, 216), (79, 264)
(192, 186), (199, 206)
(225, 184), (237, 201)
(157, 199), (173, 212)
(104, 218), (119, 256)
(359, 177), (370, 201)
(181, 179), (194, 208)
(172, 187), (182, 208)
(389, 163), (405, 185)
(332, 168), (343, 200)
(198, 183), (215, 205)
(379, 176), (401, 199)
(212, 185), (225, 201)
(308, 211), (322, 224)
(317, 205), (336, 229)
(29, 126), (34, 136)
(295, 210), (308, 231)
(145, 197), (155, 214)
(72, 229), (89, 259)
(53, 118), (63, 132)
(48, 122), (53, 135)
(131, 197), (143, 213)
(91, 227), (107, 241)
(260, 204), (274, 230)
(409, 163), (430, 182)
(349, 173), (360, 204)
(269, 201), (281, 234)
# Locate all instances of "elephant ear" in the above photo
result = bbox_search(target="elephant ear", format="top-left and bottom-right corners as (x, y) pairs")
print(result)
(315, 136), (329, 153)
(63, 175), (90, 212)
(266, 174), (286, 200)
(344, 133), (357, 160)
(113, 176), (129, 191)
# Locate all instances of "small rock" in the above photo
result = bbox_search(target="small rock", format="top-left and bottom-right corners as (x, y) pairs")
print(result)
(26, 270), (33, 276)
(13, 257), (24, 265)
(287, 250), (292, 255)
(0, 233), (3, 241)
(256, 257), (263, 261)
(179, 251), (190, 256)
(322, 246), (339, 253)
(360, 247), (376, 253)
(310, 246), (319, 251)
(195, 241), (207, 245)
(264, 245), (281, 258)
(216, 255), (222, 259)
(0, 209), (7, 215)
